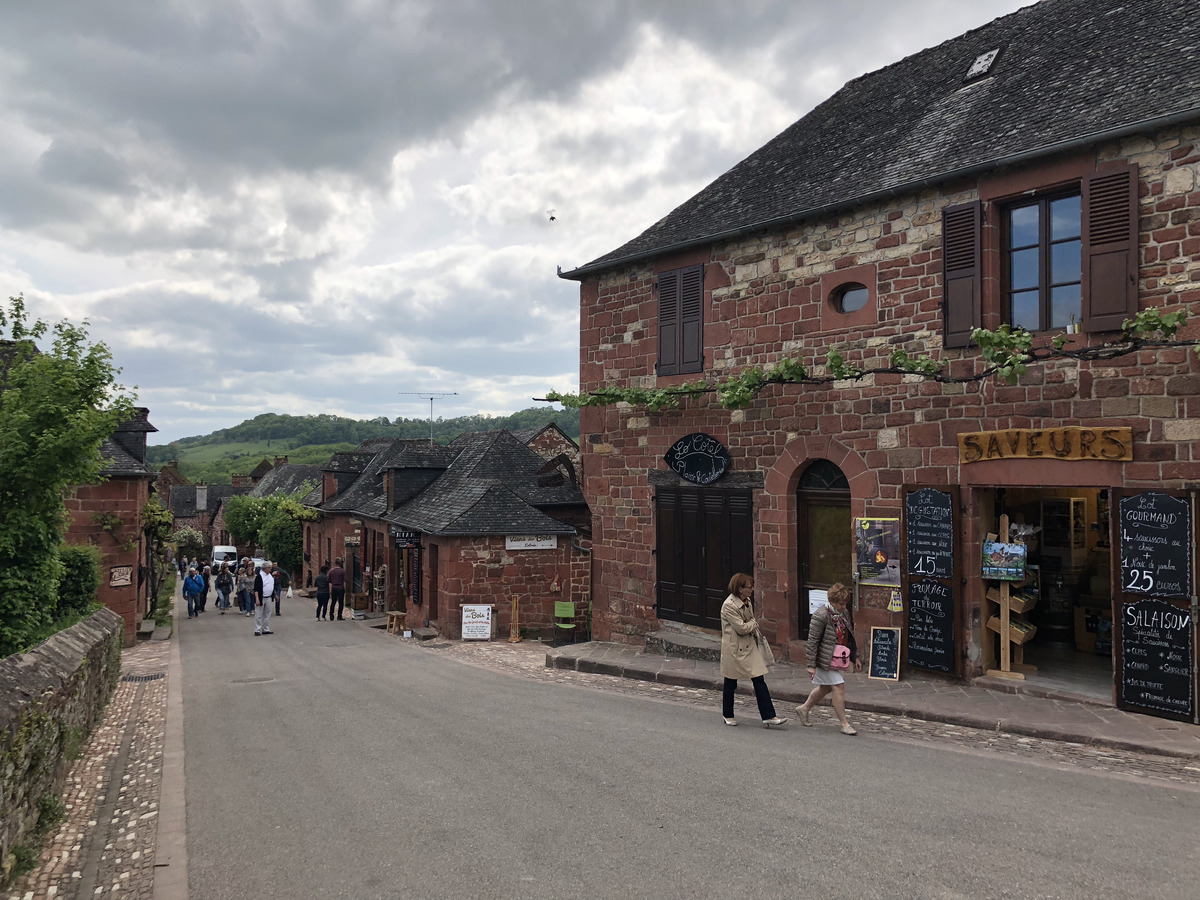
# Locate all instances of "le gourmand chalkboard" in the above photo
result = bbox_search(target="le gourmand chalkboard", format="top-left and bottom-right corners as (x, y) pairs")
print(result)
(906, 579), (954, 672)
(868, 627), (901, 681)
(906, 488), (954, 578)
(1119, 491), (1191, 598)
(1120, 597), (1194, 719)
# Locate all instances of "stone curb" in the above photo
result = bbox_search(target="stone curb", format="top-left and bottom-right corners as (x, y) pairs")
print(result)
(547, 649), (1200, 761)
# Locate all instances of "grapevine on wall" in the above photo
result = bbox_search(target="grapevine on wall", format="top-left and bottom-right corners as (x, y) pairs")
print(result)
(542, 307), (1199, 412)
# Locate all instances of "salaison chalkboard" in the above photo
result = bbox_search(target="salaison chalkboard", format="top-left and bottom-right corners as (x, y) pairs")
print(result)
(1119, 492), (1191, 598)
(1120, 597), (1194, 719)
(906, 579), (954, 672)
(868, 627), (901, 681)
(906, 488), (954, 578)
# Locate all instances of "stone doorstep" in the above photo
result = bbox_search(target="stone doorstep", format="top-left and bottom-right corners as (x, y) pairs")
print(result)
(643, 629), (721, 663)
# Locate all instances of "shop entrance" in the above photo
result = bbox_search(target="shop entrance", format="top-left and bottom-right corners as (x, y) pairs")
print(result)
(980, 486), (1115, 700)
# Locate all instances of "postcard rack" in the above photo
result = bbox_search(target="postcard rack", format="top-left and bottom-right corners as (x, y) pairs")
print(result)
(984, 514), (1038, 680)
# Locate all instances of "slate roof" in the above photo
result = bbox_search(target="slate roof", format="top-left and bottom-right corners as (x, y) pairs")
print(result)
(98, 438), (153, 477)
(511, 422), (578, 449)
(249, 464), (323, 499)
(321, 451), (377, 474)
(564, 0), (1200, 278)
(116, 407), (157, 434)
(168, 484), (252, 519)
(249, 459), (273, 479)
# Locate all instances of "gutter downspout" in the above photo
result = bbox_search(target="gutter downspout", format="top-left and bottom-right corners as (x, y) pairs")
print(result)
(558, 106), (1200, 281)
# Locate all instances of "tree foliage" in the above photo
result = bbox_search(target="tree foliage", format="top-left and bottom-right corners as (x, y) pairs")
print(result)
(0, 296), (134, 657)
(170, 525), (206, 563)
(141, 498), (174, 616)
(543, 307), (1200, 412)
(225, 492), (317, 572)
(56, 545), (102, 619)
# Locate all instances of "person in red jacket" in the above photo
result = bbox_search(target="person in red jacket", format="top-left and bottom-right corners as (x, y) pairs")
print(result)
(327, 558), (347, 621)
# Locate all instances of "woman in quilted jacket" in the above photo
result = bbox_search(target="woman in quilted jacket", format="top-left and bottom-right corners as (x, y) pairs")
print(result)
(795, 582), (861, 735)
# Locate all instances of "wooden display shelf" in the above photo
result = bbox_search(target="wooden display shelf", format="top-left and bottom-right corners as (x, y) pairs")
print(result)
(987, 614), (1037, 644)
(987, 585), (1038, 615)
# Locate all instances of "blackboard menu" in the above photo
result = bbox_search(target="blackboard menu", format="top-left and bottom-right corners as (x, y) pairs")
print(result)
(1120, 598), (1194, 719)
(906, 488), (954, 578)
(906, 579), (954, 672)
(1119, 492), (1191, 598)
(664, 433), (730, 486)
(868, 627), (901, 681)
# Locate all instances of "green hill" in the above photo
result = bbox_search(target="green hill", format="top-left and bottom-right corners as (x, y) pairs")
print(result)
(147, 408), (580, 485)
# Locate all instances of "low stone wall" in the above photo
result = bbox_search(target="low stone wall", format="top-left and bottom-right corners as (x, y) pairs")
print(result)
(0, 608), (123, 882)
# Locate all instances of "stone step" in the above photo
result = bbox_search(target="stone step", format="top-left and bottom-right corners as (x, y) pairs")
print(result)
(644, 628), (721, 663)
(411, 627), (439, 641)
(151, 626), (172, 641)
(137, 618), (156, 641)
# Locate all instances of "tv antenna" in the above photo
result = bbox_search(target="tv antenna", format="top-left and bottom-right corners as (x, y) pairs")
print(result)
(399, 392), (458, 445)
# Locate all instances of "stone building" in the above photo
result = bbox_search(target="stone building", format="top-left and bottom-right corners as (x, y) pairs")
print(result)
(65, 408), (158, 646)
(560, 0), (1200, 722)
(305, 432), (591, 639)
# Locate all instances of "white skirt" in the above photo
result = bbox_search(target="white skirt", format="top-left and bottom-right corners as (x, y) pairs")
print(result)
(811, 667), (845, 686)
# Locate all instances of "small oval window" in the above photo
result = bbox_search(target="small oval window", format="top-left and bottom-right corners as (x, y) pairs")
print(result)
(835, 283), (869, 314)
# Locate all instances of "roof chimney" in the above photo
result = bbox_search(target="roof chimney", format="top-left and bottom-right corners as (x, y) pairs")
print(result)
(195, 484), (208, 511)
(274, 456), (289, 467)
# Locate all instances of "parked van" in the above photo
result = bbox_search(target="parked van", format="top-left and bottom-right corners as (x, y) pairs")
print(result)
(211, 545), (239, 568)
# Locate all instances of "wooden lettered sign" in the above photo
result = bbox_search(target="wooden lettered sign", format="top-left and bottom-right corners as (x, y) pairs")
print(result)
(958, 427), (1132, 464)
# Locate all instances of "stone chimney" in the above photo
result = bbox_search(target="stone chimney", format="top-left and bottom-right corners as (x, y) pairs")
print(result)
(274, 456), (289, 467)
(231, 474), (250, 487)
(195, 484), (208, 511)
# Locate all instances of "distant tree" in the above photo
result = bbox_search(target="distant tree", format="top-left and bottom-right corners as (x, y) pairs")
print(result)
(171, 525), (205, 563)
(0, 296), (134, 657)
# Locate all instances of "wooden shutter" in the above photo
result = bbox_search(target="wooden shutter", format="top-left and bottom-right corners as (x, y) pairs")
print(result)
(655, 489), (681, 618)
(657, 269), (680, 375)
(679, 264), (704, 374)
(1082, 162), (1139, 333)
(941, 201), (981, 349)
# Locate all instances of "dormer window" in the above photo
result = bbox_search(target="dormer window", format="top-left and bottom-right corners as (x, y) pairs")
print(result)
(964, 48), (1001, 82)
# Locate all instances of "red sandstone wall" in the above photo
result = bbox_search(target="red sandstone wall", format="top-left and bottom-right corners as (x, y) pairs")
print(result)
(578, 128), (1200, 659)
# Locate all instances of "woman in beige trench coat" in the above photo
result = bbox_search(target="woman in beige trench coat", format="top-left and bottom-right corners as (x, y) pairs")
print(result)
(720, 573), (788, 728)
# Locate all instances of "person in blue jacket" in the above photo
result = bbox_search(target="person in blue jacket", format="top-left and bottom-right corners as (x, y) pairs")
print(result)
(182, 566), (205, 619)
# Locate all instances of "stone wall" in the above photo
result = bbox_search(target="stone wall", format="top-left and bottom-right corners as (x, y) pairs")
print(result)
(577, 125), (1200, 650)
(0, 608), (123, 881)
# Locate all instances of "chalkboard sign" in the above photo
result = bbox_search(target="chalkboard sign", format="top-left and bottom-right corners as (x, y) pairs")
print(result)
(1120, 597), (1194, 719)
(1119, 492), (1191, 598)
(906, 579), (954, 672)
(906, 488), (954, 578)
(664, 433), (730, 486)
(868, 627), (901, 681)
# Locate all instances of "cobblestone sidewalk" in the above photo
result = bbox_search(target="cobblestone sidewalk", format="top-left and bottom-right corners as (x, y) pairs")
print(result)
(5, 642), (169, 900)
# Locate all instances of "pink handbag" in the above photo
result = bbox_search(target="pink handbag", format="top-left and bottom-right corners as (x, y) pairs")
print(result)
(830, 644), (852, 670)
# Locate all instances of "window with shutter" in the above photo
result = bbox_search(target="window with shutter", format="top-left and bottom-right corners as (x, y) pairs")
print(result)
(942, 202), (981, 348)
(1082, 162), (1139, 332)
(657, 264), (704, 375)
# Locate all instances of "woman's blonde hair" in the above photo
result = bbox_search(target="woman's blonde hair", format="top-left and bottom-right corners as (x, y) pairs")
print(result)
(827, 582), (851, 605)
(728, 572), (754, 595)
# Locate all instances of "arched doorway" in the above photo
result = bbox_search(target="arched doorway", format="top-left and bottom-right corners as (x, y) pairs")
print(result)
(796, 460), (853, 637)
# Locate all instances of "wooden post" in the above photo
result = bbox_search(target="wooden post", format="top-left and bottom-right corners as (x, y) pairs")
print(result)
(985, 513), (1038, 679)
(507, 594), (522, 643)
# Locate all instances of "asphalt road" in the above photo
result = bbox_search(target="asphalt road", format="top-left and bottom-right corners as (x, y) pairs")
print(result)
(178, 604), (1200, 900)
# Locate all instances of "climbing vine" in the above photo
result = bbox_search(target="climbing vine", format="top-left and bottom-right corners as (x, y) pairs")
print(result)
(542, 306), (1200, 412)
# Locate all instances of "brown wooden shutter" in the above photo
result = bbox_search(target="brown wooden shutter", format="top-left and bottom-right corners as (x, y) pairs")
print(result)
(679, 264), (704, 374)
(1082, 162), (1139, 333)
(942, 201), (982, 349)
(657, 269), (680, 375)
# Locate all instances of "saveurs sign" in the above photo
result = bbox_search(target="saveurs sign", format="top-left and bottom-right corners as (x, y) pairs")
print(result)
(957, 426), (1132, 464)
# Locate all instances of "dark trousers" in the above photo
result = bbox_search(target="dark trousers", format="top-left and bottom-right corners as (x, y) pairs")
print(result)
(330, 587), (345, 619)
(316, 595), (329, 619)
(723, 676), (776, 720)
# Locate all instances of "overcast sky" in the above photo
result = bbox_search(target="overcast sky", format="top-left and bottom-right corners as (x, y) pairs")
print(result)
(2, 0), (1031, 444)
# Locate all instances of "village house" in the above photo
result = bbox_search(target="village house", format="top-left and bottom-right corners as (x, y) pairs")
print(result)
(305, 429), (590, 639)
(560, 0), (1200, 723)
(64, 408), (158, 646)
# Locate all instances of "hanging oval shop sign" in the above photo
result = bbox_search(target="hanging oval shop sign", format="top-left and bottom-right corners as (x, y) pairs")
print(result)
(664, 433), (730, 485)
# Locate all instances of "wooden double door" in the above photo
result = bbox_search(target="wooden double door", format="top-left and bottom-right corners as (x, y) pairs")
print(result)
(655, 487), (752, 630)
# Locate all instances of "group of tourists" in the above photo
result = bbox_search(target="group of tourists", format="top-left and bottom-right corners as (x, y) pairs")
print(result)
(720, 574), (861, 735)
(180, 556), (294, 636)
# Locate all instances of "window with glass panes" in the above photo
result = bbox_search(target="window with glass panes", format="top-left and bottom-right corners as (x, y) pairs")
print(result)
(1004, 193), (1081, 332)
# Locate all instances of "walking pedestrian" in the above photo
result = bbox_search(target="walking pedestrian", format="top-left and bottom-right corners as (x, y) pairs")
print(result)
(238, 561), (256, 616)
(719, 573), (787, 728)
(328, 558), (346, 621)
(314, 565), (330, 620)
(273, 563), (290, 616)
(795, 582), (861, 735)
(216, 563), (234, 613)
(197, 564), (211, 613)
(254, 562), (275, 636)
(182, 566), (204, 619)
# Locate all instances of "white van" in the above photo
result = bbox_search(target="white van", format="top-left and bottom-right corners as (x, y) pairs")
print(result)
(211, 545), (239, 568)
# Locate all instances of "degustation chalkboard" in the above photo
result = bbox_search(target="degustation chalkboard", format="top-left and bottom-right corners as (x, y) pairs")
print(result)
(906, 579), (955, 672)
(1120, 597), (1194, 719)
(1118, 491), (1191, 598)
(906, 488), (954, 578)
(868, 627), (901, 681)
